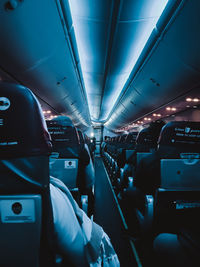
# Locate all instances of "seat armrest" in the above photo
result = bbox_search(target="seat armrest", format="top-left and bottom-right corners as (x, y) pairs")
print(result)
(81, 195), (88, 214)
(128, 176), (135, 187)
(143, 195), (154, 231)
(135, 194), (154, 236)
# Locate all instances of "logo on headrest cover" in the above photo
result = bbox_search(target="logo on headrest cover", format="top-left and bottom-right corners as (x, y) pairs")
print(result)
(0, 97), (10, 111)
(185, 127), (191, 134)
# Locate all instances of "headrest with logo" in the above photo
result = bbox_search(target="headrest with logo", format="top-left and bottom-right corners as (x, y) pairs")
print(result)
(46, 116), (79, 148)
(0, 82), (52, 158)
(0, 82), (51, 192)
(158, 121), (200, 152)
(0, 82), (51, 158)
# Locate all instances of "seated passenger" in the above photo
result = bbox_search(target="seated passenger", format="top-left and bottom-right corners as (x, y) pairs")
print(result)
(0, 82), (119, 267)
(51, 176), (119, 266)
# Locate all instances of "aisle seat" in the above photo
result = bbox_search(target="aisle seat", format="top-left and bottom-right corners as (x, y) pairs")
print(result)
(0, 83), (54, 267)
(47, 119), (94, 215)
(47, 120), (80, 189)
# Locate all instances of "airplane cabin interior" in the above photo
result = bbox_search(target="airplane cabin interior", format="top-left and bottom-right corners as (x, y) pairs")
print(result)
(0, 0), (200, 266)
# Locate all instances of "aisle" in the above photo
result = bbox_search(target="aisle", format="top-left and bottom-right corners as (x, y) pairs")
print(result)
(93, 157), (141, 267)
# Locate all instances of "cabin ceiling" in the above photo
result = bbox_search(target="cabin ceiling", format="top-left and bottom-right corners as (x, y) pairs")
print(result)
(105, 0), (200, 130)
(67, 0), (169, 121)
(1, 0), (200, 132)
(0, 0), (91, 130)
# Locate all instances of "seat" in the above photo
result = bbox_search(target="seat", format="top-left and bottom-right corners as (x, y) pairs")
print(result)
(0, 82), (54, 267)
(77, 128), (95, 163)
(136, 152), (152, 166)
(47, 118), (84, 190)
(47, 118), (94, 215)
(118, 127), (155, 192)
(136, 121), (200, 236)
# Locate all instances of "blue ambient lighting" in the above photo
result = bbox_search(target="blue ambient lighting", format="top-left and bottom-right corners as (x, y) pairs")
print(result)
(68, 0), (169, 122)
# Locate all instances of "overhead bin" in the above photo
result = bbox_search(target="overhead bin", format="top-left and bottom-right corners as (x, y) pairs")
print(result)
(105, 0), (200, 130)
(0, 0), (91, 129)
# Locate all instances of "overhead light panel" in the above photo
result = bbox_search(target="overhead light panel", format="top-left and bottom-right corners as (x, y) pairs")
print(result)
(68, 0), (169, 121)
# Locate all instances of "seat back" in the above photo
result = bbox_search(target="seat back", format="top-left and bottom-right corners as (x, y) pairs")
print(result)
(0, 194), (42, 266)
(160, 158), (200, 189)
(47, 119), (93, 215)
(0, 82), (54, 267)
(158, 121), (200, 155)
(136, 152), (152, 165)
(50, 158), (79, 189)
(125, 149), (135, 160)
(137, 121), (200, 235)
(47, 119), (80, 189)
(154, 121), (200, 231)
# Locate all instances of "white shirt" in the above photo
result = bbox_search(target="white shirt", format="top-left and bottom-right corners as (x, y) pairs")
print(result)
(50, 178), (92, 266)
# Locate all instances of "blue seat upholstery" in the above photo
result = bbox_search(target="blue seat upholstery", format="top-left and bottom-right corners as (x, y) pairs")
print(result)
(47, 119), (94, 215)
(47, 119), (93, 189)
(137, 121), (200, 235)
(0, 82), (54, 267)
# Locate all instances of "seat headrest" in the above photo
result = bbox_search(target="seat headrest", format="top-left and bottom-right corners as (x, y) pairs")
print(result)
(0, 82), (52, 158)
(136, 128), (154, 145)
(126, 132), (137, 143)
(52, 115), (74, 126)
(148, 120), (165, 134)
(136, 120), (165, 147)
(158, 121), (200, 152)
(46, 119), (79, 146)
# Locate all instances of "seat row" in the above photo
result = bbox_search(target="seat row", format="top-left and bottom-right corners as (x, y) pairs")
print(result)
(102, 120), (200, 266)
(101, 131), (137, 187)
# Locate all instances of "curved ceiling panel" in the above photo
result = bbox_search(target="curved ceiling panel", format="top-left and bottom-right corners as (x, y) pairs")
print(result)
(0, 0), (91, 129)
(105, 0), (200, 130)
(68, 0), (114, 120)
(99, 18), (158, 121)
(157, 0), (200, 72)
(97, 0), (169, 121)
(68, 0), (168, 121)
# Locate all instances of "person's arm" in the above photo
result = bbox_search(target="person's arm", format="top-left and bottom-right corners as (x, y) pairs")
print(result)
(50, 183), (89, 266)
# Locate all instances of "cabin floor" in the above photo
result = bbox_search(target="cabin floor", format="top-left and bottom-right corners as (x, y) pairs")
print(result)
(93, 156), (142, 267)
